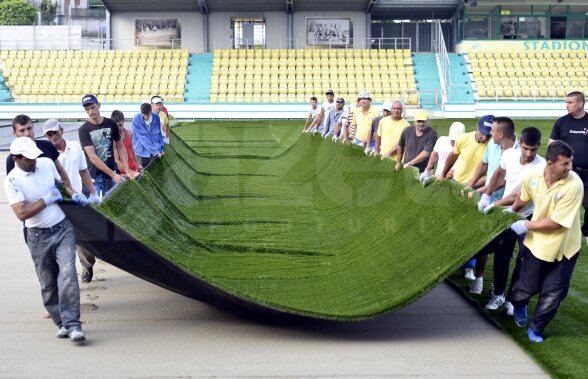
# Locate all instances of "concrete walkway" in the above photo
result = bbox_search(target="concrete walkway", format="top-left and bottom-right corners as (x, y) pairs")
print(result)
(0, 151), (547, 378)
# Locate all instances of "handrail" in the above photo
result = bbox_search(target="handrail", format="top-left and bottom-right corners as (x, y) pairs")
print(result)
(0, 38), (183, 50)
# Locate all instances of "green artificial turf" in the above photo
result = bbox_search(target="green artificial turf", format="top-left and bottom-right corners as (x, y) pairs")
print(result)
(95, 119), (518, 320)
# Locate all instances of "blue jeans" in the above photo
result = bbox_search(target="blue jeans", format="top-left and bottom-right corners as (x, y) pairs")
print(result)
(92, 172), (115, 198)
(353, 138), (375, 150)
(27, 218), (81, 330)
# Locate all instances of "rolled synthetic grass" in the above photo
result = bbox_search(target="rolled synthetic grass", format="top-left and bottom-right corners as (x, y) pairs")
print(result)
(94, 119), (519, 320)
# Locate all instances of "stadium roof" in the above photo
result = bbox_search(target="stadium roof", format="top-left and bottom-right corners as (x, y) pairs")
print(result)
(99, 0), (461, 18)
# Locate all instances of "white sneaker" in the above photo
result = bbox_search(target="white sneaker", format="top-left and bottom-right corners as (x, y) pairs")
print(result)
(485, 294), (505, 310)
(56, 326), (69, 339)
(69, 328), (85, 342)
(464, 268), (475, 281)
(469, 277), (483, 295)
(504, 301), (514, 317)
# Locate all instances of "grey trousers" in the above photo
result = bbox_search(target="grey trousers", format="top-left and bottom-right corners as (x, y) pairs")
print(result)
(26, 218), (81, 330)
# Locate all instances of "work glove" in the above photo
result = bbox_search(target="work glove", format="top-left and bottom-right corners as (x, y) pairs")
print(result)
(72, 193), (89, 207)
(419, 170), (431, 183)
(503, 206), (514, 214)
(477, 193), (493, 212)
(42, 187), (63, 206)
(332, 135), (339, 142)
(88, 193), (102, 206)
(510, 220), (528, 235)
(483, 202), (495, 215)
(163, 137), (170, 145)
(364, 146), (371, 156)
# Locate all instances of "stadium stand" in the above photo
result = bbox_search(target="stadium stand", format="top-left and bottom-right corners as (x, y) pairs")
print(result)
(468, 49), (588, 100)
(209, 48), (419, 105)
(0, 49), (189, 103)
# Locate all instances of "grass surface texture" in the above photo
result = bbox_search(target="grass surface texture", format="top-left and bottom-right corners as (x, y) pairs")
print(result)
(99, 119), (521, 320)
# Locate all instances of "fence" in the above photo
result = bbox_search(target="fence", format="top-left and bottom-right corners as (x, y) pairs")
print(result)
(0, 38), (183, 50)
(212, 38), (412, 51)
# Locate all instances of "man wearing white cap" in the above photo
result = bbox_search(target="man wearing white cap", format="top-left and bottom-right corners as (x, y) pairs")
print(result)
(151, 95), (169, 144)
(4, 137), (85, 342)
(43, 119), (100, 205)
(395, 109), (438, 172)
(353, 91), (380, 154)
(419, 121), (466, 182)
(375, 100), (410, 159)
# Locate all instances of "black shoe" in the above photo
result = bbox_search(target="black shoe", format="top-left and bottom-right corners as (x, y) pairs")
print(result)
(81, 267), (93, 283)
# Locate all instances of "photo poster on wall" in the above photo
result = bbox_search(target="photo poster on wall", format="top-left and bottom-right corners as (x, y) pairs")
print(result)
(306, 18), (353, 47)
(135, 18), (181, 48)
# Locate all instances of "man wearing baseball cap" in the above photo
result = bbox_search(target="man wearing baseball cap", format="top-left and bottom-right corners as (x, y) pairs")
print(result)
(311, 90), (336, 133)
(375, 100), (410, 159)
(322, 97), (347, 139)
(419, 121), (466, 183)
(353, 91), (380, 154)
(438, 115), (493, 185)
(395, 109), (438, 172)
(151, 95), (169, 144)
(4, 137), (85, 342)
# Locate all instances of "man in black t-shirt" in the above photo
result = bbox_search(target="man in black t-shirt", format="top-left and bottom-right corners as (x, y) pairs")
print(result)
(396, 109), (438, 173)
(77, 94), (139, 283)
(549, 91), (588, 237)
(78, 94), (138, 196)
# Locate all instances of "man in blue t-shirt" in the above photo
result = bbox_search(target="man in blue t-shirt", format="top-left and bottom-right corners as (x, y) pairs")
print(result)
(549, 91), (588, 238)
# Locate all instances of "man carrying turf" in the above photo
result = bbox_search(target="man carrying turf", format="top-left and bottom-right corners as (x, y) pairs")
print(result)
(509, 140), (583, 342)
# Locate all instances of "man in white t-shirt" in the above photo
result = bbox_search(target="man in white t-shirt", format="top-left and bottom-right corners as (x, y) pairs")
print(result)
(479, 127), (546, 314)
(43, 119), (100, 201)
(43, 119), (102, 283)
(310, 90), (336, 133)
(302, 96), (321, 133)
(4, 137), (85, 342)
(419, 121), (466, 182)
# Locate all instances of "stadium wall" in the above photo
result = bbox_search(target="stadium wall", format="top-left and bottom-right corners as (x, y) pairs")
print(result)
(111, 11), (204, 52)
(208, 12), (287, 50)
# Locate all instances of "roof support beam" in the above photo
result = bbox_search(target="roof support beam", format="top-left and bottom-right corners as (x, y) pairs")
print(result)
(197, 0), (208, 14)
(366, 0), (378, 13)
(286, 0), (294, 13)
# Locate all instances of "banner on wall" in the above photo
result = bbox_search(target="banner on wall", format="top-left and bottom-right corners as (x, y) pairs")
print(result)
(306, 18), (352, 47)
(456, 39), (588, 53)
(135, 18), (181, 48)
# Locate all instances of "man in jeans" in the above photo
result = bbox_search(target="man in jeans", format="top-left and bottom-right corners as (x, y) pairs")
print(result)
(78, 94), (138, 282)
(132, 103), (165, 167)
(510, 140), (584, 343)
(4, 137), (85, 342)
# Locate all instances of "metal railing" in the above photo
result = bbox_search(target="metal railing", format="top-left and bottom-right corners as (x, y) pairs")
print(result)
(363, 38), (411, 51)
(477, 87), (579, 102)
(0, 38), (183, 50)
(213, 38), (412, 51)
(432, 21), (450, 106)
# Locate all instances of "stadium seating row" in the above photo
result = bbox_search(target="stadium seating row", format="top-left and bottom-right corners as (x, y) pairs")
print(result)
(16, 94), (185, 103)
(210, 49), (417, 104)
(209, 92), (419, 104)
(468, 49), (588, 60)
(213, 48), (412, 59)
(468, 49), (588, 100)
(0, 49), (189, 60)
(0, 49), (188, 103)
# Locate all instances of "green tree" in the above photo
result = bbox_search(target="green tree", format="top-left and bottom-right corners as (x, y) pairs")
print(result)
(0, 0), (36, 25)
(40, 0), (57, 24)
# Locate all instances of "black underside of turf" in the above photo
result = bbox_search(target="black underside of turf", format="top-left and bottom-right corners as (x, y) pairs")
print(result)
(59, 202), (311, 322)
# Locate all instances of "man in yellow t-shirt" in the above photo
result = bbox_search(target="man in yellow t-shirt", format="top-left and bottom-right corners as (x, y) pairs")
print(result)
(352, 91), (380, 154)
(509, 140), (584, 343)
(375, 100), (410, 159)
(151, 96), (169, 144)
(438, 115), (493, 185)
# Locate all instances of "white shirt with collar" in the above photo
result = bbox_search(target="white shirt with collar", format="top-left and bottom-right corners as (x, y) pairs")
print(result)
(4, 157), (65, 228)
(57, 139), (87, 194)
